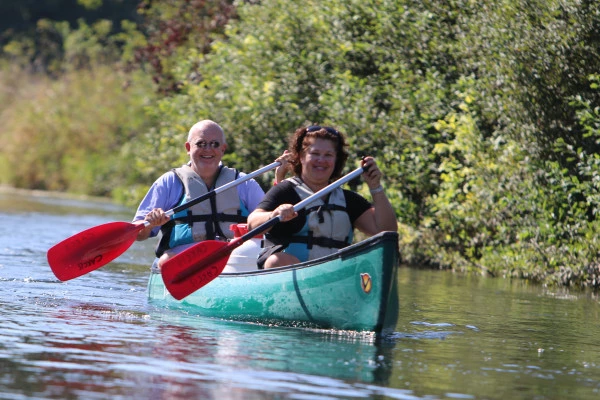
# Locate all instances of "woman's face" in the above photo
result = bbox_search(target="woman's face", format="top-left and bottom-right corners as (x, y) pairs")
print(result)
(300, 138), (337, 186)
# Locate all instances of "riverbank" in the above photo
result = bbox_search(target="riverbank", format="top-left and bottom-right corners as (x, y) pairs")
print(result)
(0, 184), (114, 203)
(0, 184), (134, 218)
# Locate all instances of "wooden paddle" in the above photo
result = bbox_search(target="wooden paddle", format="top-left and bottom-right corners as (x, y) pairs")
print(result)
(161, 165), (367, 300)
(47, 161), (281, 281)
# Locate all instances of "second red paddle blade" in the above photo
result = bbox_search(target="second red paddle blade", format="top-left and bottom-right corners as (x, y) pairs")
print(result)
(161, 240), (234, 300)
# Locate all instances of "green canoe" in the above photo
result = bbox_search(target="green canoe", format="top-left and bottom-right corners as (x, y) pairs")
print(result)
(147, 231), (400, 333)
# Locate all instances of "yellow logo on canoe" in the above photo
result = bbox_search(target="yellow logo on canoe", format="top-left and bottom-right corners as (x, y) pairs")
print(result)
(360, 273), (372, 294)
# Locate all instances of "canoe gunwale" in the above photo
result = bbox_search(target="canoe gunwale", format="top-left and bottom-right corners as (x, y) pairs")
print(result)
(149, 231), (399, 277)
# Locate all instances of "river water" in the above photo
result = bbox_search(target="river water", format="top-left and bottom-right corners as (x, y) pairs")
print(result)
(1, 187), (600, 399)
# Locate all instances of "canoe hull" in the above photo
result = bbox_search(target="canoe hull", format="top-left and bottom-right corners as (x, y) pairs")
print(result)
(148, 231), (399, 333)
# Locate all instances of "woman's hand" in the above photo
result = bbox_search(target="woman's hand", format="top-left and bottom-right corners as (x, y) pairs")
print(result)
(274, 150), (292, 184)
(270, 203), (298, 222)
(361, 156), (383, 191)
(247, 204), (297, 233)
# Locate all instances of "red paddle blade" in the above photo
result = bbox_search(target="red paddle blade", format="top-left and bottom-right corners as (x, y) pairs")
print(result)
(47, 222), (144, 281)
(161, 239), (240, 300)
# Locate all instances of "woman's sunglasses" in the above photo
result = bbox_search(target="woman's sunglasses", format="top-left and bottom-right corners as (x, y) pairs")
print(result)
(306, 125), (340, 136)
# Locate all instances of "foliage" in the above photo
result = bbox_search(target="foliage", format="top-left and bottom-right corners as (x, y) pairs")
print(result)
(1, 65), (156, 197)
(138, 0), (458, 198)
(2, 0), (600, 288)
(421, 2), (600, 287)
(0, 0), (139, 74)
(131, 0), (238, 93)
(132, 0), (600, 287)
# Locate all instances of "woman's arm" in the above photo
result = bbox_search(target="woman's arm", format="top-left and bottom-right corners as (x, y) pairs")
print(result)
(247, 205), (298, 232)
(274, 150), (292, 184)
(353, 195), (398, 236)
(247, 181), (300, 232)
(353, 157), (398, 235)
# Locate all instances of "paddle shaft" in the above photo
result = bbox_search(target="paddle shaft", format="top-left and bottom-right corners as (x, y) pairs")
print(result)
(161, 161), (281, 220)
(138, 161), (280, 228)
(170, 166), (366, 283)
(243, 166), (366, 241)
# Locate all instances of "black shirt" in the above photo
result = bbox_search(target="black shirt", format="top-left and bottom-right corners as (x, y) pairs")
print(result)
(256, 180), (372, 237)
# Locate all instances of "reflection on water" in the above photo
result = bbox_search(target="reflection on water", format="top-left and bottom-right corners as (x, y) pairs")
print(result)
(139, 313), (397, 399)
(150, 312), (388, 380)
(1, 188), (600, 399)
(390, 269), (600, 400)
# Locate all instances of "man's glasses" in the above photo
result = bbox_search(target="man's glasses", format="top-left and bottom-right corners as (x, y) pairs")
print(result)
(306, 125), (340, 136)
(194, 140), (221, 149)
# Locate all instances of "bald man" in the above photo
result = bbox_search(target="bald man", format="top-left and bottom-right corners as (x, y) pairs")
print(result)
(133, 120), (267, 268)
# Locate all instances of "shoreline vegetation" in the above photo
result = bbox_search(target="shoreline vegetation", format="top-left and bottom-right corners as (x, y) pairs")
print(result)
(1, 0), (600, 289)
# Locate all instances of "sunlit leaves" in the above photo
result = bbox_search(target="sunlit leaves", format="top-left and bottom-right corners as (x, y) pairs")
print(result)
(5, 0), (600, 287)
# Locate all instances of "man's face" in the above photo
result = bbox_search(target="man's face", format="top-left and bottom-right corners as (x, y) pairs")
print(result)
(186, 127), (227, 175)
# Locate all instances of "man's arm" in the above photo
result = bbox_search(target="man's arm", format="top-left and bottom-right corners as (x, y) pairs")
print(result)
(237, 178), (265, 213)
(133, 171), (183, 240)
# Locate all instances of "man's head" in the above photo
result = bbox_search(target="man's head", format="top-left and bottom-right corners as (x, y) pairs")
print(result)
(187, 120), (226, 144)
(186, 120), (228, 181)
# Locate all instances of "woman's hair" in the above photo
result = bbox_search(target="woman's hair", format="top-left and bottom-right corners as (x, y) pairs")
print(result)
(287, 125), (349, 181)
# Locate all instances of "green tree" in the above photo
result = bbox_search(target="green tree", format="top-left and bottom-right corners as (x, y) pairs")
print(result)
(131, 0), (238, 93)
(3, 0), (600, 287)
(132, 0), (600, 286)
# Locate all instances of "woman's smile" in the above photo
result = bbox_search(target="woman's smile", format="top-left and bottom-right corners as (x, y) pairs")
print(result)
(300, 138), (337, 189)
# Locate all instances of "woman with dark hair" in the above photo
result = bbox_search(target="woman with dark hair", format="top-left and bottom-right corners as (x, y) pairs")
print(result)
(247, 125), (397, 269)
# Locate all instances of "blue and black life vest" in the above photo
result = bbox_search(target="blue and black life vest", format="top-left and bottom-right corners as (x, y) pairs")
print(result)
(155, 164), (248, 257)
(263, 177), (353, 262)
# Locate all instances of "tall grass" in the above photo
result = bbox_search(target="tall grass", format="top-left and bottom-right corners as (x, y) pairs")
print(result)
(0, 65), (155, 197)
